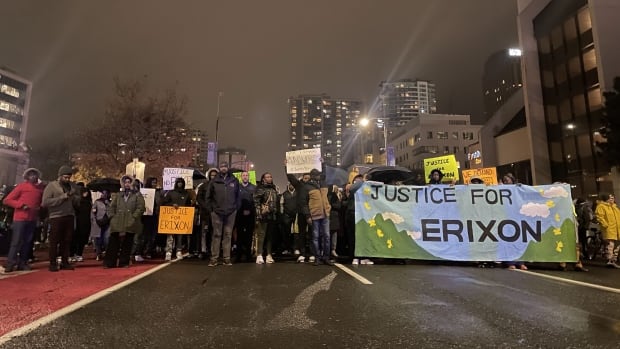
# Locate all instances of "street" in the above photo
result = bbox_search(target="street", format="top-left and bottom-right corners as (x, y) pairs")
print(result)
(2, 259), (620, 348)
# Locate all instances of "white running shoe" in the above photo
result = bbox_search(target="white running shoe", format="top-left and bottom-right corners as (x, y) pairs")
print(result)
(256, 255), (265, 264)
(266, 254), (275, 264)
(293, 249), (301, 256)
(165, 252), (172, 261)
(360, 259), (374, 265)
(176, 251), (183, 260)
(308, 256), (316, 263)
(352, 258), (359, 265)
(296, 256), (305, 263)
(75, 256), (84, 262)
(134, 255), (144, 262)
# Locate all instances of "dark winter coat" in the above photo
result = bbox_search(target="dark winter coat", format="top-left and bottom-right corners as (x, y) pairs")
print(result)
(109, 190), (146, 236)
(254, 183), (278, 221)
(161, 178), (192, 207)
(239, 182), (257, 213)
(281, 189), (298, 217)
(328, 188), (342, 231)
(206, 173), (240, 216)
(287, 174), (331, 221)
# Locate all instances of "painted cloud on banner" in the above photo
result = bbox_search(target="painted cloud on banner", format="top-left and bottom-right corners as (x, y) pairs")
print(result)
(519, 202), (550, 218)
(541, 186), (569, 198)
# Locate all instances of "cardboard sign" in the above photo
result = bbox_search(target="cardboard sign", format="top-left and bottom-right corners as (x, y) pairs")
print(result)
(461, 167), (498, 185)
(286, 148), (321, 174)
(140, 188), (156, 215)
(423, 154), (459, 183)
(163, 168), (193, 190)
(157, 206), (195, 234)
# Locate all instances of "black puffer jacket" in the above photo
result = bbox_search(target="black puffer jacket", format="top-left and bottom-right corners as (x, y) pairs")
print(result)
(254, 183), (278, 221)
(161, 178), (191, 207)
(206, 173), (240, 216)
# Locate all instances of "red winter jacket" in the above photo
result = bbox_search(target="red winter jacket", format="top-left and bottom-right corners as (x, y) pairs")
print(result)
(2, 181), (45, 221)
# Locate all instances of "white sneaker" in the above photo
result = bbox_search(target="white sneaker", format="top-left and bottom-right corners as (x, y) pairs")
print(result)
(361, 259), (374, 265)
(75, 256), (84, 262)
(134, 255), (144, 262)
(256, 255), (265, 264)
(165, 252), (172, 261)
(266, 254), (275, 264)
(281, 250), (290, 255)
(296, 256), (305, 263)
(176, 251), (183, 260)
(331, 250), (339, 257)
(294, 249), (301, 256)
(308, 256), (316, 263)
(352, 258), (359, 265)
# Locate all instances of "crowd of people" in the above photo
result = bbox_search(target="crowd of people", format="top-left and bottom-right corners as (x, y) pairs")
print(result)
(2, 163), (619, 273)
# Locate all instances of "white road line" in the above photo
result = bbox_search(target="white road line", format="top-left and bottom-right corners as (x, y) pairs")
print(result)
(514, 269), (620, 294)
(334, 263), (373, 285)
(0, 262), (172, 345)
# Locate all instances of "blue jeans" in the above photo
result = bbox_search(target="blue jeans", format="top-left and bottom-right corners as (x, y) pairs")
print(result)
(312, 217), (330, 260)
(6, 220), (37, 268)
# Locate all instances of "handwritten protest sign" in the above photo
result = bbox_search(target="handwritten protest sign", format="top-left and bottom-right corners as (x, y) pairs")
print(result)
(157, 206), (195, 234)
(286, 148), (321, 174)
(423, 154), (459, 183)
(462, 167), (498, 185)
(354, 182), (576, 262)
(163, 168), (193, 190)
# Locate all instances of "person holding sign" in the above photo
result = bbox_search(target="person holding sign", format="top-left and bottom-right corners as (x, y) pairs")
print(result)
(104, 176), (146, 268)
(161, 177), (192, 261)
(253, 172), (278, 264)
(206, 161), (240, 267)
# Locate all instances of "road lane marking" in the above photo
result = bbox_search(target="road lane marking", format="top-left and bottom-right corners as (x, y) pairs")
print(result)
(267, 271), (337, 329)
(334, 263), (373, 285)
(0, 262), (172, 345)
(514, 269), (620, 294)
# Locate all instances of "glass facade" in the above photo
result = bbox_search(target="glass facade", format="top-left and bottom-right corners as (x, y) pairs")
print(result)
(0, 72), (28, 150)
(535, 3), (610, 198)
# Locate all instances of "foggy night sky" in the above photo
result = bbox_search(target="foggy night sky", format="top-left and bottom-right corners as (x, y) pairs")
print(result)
(0, 0), (518, 186)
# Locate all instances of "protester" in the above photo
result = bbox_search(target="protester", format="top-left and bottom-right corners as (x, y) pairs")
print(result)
(42, 165), (80, 272)
(206, 161), (240, 266)
(235, 171), (256, 263)
(195, 169), (219, 260)
(328, 185), (343, 258)
(2, 168), (45, 272)
(138, 177), (161, 259)
(280, 182), (298, 256)
(286, 171), (313, 263)
(428, 169), (444, 185)
(161, 177), (192, 261)
(499, 173), (527, 271)
(345, 174), (373, 265)
(70, 186), (92, 262)
(104, 175), (146, 268)
(91, 190), (111, 261)
(254, 172), (278, 264)
(594, 193), (620, 269)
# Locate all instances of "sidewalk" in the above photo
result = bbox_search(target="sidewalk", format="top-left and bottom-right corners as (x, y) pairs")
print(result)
(0, 245), (165, 337)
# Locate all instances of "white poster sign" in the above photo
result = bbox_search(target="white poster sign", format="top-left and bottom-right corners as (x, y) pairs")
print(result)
(126, 159), (145, 183)
(163, 168), (194, 190)
(140, 188), (156, 216)
(286, 148), (322, 174)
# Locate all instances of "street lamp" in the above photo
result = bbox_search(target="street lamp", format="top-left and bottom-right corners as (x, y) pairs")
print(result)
(360, 117), (389, 165)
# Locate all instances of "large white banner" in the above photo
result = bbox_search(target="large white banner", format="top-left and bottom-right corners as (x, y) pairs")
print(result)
(163, 168), (194, 190)
(286, 148), (321, 174)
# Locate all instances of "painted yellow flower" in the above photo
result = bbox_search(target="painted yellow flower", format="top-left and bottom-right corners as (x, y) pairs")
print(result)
(539, 189), (544, 195)
(554, 213), (560, 222)
(363, 187), (371, 195)
(387, 239), (393, 249)
(546, 200), (555, 208)
(553, 228), (561, 236)
(377, 229), (384, 238)
(555, 241), (564, 253)
(368, 219), (376, 227)
(364, 202), (371, 210)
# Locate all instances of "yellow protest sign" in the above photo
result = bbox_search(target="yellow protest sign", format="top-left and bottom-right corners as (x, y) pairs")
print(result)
(424, 154), (459, 183)
(461, 167), (498, 185)
(158, 206), (195, 234)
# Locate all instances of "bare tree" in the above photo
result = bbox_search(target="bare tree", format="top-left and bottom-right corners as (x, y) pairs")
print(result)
(75, 77), (194, 179)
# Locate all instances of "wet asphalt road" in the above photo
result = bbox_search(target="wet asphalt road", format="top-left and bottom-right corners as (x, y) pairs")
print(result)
(2, 260), (620, 349)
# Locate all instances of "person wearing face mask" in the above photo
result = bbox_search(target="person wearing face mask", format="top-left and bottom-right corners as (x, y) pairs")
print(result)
(2, 168), (45, 272)
(104, 175), (145, 268)
(206, 161), (240, 266)
(42, 166), (80, 272)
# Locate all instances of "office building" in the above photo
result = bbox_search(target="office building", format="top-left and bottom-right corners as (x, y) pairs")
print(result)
(0, 67), (32, 184)
(482, 49), (523, 120)
(378, 79), (437, 129)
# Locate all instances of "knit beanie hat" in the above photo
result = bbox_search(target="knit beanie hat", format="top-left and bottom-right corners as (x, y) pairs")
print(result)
(58, 165), (73, 176)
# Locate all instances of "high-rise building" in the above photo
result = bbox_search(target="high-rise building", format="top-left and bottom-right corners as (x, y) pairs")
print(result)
(518, 0), (620, 197)
(482, 49), (523, 120)
(188, 129), (208, 170)
(379, 79), (437, 129)
(288, 94), (362, 167)
(0, 67), (32, 184)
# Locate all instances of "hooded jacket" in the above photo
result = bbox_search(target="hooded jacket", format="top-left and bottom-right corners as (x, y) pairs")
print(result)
(161, 178), (192, 207)
(595, 201), (620, 241)
(2, 180), (45, 221)
(206, 172), (240, 216)
(109, 187), (146, 236)
(287, 174), (331, 221)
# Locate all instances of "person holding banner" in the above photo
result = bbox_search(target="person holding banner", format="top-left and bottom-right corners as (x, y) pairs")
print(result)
(104, 175), (146, 268)
(254, 172), (278, 264)
(428, 169), (444, 185)
(206, 161), (240, 267)
(161, 177), (192, 261)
